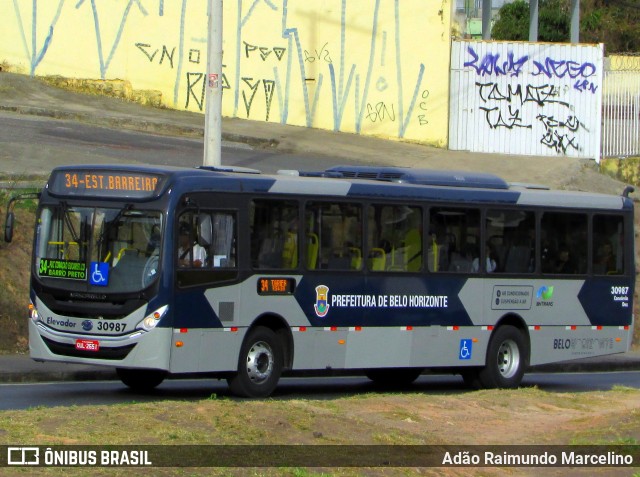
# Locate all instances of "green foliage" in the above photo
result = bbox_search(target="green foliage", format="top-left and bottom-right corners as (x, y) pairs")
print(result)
(491, 0), (530, 41)
(491, 0), (640, 52)
(538, 0), (570, 42)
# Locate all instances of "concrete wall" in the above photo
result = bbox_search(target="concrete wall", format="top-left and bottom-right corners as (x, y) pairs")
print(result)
(0, 0), (453, 148)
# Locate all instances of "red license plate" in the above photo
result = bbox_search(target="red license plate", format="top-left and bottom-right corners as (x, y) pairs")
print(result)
(75, 339), (100, 352)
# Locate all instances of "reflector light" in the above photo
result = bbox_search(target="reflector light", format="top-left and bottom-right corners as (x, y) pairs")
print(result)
(175, 341), (184, 347)
(230, 327), (238, 332)
(299, 326), (307, 332)
(137, 304), (169, 332)
(180, 328), (188, 333)
(615, 337), (622, 342)
(330, 326), (337, 331)
(338, 339), (345, 345)
(355, 326), (362, 331)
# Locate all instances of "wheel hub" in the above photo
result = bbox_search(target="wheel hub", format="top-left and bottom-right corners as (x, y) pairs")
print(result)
(246, 341), (274, 384)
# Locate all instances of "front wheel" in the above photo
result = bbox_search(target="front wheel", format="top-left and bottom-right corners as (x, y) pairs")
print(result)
(227, 326), (283, 398)
(465, 325), (529, 389)
(116, 368), (167, 391)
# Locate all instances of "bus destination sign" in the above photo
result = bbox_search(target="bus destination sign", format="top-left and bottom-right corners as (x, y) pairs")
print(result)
(257, 277), (295, 295)
(49, 170), (163, 199)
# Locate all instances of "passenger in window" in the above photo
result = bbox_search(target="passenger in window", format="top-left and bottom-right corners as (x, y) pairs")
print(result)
(596, 240), (616, 273)
(553, 244), (576, 274)
(472, 244), (496, 273)
(178, 223), (206, 268)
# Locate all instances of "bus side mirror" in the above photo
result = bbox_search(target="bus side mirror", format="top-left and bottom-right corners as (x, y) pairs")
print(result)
(4, 211), (14, 243)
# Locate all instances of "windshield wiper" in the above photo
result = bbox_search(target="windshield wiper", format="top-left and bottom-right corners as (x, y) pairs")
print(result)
(60, 201), (80, 245)
(96, 204), (133, 247)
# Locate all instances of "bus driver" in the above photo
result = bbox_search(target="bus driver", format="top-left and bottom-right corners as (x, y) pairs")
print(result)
(178, 223), (206, 267)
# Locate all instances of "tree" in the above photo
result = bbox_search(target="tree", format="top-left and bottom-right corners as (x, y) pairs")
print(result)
(491, 0), (640, 52)
(491, 0), (530, 41)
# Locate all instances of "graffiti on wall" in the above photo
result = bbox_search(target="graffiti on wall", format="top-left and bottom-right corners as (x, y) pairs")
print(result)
(450, 41), (602, 158)
(6, 0), (448, 145)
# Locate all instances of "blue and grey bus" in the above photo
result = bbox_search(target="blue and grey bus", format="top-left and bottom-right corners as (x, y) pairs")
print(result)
(7, 164), (635, 397)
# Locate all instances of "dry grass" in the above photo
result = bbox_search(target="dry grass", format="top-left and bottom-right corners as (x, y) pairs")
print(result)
(0, 387), (637, 476)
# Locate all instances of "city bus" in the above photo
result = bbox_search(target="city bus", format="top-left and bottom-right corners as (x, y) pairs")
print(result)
(6, 164), (635, 397)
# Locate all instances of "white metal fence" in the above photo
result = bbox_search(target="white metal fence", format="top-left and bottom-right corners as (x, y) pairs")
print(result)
(449, 40), (603, 160)
(601, 57), (640, 158)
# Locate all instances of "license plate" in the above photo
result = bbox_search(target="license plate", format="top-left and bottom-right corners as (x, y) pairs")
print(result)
(75, 339), (100, 352)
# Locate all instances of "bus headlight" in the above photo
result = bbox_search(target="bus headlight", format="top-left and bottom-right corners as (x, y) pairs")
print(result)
(137, 305), (169, 331)
(28, 301), (39, 322)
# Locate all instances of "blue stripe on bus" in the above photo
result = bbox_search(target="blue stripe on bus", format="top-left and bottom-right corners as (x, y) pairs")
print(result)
(295, 275), (471, 328)
(578, 278), (634, 326)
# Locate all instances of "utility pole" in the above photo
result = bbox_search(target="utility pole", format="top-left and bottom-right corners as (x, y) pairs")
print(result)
(570, 0), (580, 44)
(203, 0), (223, 166)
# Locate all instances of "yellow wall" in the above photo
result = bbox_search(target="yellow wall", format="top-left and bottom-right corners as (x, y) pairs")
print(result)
(1, 0), (452, 147)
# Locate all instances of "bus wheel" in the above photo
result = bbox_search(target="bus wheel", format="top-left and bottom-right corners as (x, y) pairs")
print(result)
(476, 325), (528, 389)
(227, 326), (283, 398)
(116, 368), (167, 391)
(366, 368), (423, 387)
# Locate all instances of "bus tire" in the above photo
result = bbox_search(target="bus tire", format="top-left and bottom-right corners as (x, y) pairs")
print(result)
(366, 368), (423, 387)
(116, 368), (167, 391)
(227, 326), (283, 398)
(476, 325), (528, 389)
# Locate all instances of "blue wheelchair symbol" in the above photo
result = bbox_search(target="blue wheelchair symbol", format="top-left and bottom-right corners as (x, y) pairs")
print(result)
(90, 262), (109, 287)
(459, 339), (472, 360)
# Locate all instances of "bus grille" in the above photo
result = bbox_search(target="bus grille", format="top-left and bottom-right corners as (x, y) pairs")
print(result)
(42, 337), (136, 360)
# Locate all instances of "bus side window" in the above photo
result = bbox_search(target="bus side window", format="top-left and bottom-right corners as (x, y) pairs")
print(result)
(486, 209), (535, 274)
(367, 204), (422, 272)
(429, 207), (479, 273)
(593, 215), (624, 275)
(541, 212), (587, 275)
(307, 202), (362, 270)
(209, 212), (237, 268)
(251, 200), (298, 270)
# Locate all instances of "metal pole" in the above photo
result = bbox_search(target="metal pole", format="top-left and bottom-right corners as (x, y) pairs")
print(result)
(204, 0), (223, 166)
(570, 0), (579, 44)
(529, 0), (538, 42)
(482, 0), (492, 40)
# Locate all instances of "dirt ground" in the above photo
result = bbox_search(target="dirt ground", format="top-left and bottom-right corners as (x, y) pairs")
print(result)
(0, 385), (638, 476)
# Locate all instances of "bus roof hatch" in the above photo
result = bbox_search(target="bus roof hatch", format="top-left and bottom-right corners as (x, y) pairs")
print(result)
(325, 166), (509, 190)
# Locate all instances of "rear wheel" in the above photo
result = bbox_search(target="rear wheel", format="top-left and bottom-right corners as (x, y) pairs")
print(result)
(227, 326), (283, 398)
(473, 325), (528, 389)
(116, 368), (167, 391)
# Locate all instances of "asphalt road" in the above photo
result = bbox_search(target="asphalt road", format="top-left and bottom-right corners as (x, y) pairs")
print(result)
(0, 111), (365, 176)
(1, 371), (638, 410)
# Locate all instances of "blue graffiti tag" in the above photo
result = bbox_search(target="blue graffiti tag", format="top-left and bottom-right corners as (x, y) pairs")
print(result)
(532, 58), (596, 79)
(464, 46), (529, 77)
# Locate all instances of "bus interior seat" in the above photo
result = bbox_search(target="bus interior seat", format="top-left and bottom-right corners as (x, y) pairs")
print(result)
(427, 240), (439, 272)
(306, 233), (319, 269)
(449, 254), (472, 272)
(504, 245), (531, 273)
(368, 248), (386, 271)
(281, 231), (298, 268)
(404, 228), (422, 271)
(349, 247), (362, 270)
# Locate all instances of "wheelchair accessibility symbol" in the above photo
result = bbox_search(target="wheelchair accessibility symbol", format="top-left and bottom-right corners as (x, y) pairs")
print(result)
(459, 339), (472, 360)
(90, 262), (109, 287)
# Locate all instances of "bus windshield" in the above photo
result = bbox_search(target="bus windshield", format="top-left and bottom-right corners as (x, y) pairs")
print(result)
(34, 204), (163, 293)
